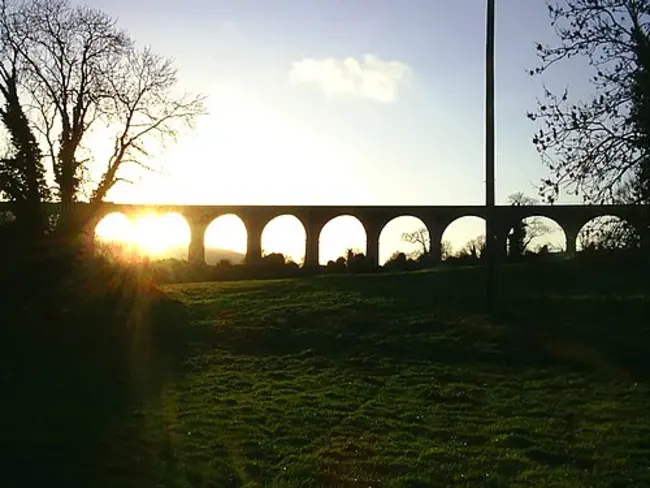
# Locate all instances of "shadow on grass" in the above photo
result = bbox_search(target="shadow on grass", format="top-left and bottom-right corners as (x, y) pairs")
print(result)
(183, 260), (650, 381)
(3, 258), (647, 486)
(0, 260), (192, 488)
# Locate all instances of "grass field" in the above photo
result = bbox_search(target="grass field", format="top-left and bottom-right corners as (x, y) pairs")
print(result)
(6, 260), (650, 487)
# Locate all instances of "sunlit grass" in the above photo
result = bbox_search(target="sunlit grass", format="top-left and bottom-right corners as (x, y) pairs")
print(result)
(83, 261), (650, 487)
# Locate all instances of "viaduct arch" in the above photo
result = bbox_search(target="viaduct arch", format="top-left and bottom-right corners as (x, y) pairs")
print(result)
(1, 202), (647, 265)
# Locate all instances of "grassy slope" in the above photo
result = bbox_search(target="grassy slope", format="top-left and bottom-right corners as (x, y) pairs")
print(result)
(94, 262), (648, 486)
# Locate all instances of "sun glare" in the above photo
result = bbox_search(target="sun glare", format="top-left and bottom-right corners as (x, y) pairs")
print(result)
(95, 212), (133, 242)
(131, 215), (167, 255)
(131, 213), (190, 256)
(95, 212), (191, 258)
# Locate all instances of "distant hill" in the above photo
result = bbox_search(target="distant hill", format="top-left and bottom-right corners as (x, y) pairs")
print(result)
(164, 245), (245, 265)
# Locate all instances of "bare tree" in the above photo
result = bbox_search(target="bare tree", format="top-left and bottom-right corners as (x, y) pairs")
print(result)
(507, 191), (537, 207)
(528, 0), (650, 204)
(400, 227), (453, 260)
(401, 227), (429, 256)
(0, 0), (206, 232)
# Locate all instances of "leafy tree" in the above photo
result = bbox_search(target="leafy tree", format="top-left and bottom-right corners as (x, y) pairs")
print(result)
(0, 21), (50, 236)
(508, 192), (535, 257)
(440, 239), (452, 261)
(458, 235), (486, 259)
(528, 0), (650, 204)
(579, 216), (641, 251)
(0, 0), (206, 234)
(508, 221), (527, 258)
(506, 192), (554, 256)
(385, 251), (407, 268)
(261, 252), (286, 267)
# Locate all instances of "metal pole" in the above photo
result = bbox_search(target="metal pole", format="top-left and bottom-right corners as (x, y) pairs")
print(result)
(485, 0), (496, 314)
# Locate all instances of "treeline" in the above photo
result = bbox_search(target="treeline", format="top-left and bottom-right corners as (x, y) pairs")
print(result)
(139, 236), (643, 285)
(113, 243), (561, 285)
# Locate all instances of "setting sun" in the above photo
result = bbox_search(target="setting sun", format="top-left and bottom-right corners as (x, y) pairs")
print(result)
(95, 212), (191, 258)
(132, 214), (190, 256)
(94, 213), (133, 243)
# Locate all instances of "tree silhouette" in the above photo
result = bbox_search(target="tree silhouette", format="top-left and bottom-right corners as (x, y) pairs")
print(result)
(508, 192), (536, 207)
(579, 216), (641, 251)
(528, 0), (650, 205)
(401, 227), (429, 257)
(0, 27), (50, 236)
(440, 239), (452, 261)
(0, 0), (206, 233)
(458, 235), (486, 260)
(506, 192), (554, 257)
(401, 227), (455, 261)
(385, 251), (407, 269)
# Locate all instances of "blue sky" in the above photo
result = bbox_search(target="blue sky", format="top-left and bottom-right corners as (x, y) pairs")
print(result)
(84, 0), (592, 260)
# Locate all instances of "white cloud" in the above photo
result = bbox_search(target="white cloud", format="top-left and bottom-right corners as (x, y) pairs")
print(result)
(289, 54), (412, 103)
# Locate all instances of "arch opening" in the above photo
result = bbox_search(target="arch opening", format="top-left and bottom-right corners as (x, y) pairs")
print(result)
(441, 216), (486, 260)
(319, 215), (366, 265)
(379, 216), (429, 265)
(577, 215), (640, 252)
(132, 213), (191, 260)
(506, 216), (567, 257)
(204, 214), (247, 265)
(94, 212), (136, 259)
(261, 215), (306, 265)
(95, 212), (191, 260)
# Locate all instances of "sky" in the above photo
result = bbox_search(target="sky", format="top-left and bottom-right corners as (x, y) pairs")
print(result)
(85, 0), (594, 263)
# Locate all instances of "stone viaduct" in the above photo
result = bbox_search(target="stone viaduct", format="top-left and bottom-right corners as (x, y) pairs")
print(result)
(1, 202), (647, 265)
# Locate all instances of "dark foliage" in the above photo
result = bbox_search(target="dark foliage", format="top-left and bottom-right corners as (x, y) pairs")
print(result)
(0, 59), (50, 237)
(0, 242), (189, 487)
(529, 0), (650, 204)
(384, 251), (419, 272)
(508, 221), (528, 258)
